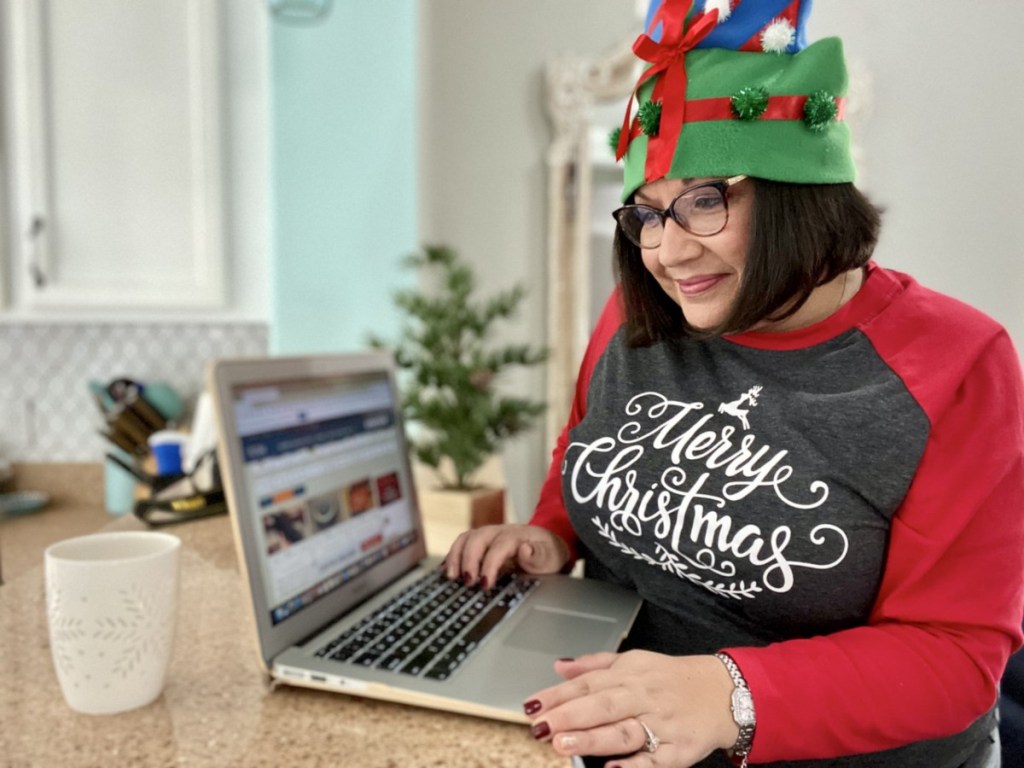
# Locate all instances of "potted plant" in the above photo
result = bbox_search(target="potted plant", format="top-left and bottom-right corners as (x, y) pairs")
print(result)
(370, 245), (548, 552)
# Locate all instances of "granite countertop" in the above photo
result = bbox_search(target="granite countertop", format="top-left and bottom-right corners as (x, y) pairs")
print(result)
(0, 464), (567, 768)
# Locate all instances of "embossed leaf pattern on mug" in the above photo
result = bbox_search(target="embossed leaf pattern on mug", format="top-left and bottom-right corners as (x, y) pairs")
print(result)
(101, 581), (176, 678)
(47, 578), (176, 681)
(46, 583), (88, 678)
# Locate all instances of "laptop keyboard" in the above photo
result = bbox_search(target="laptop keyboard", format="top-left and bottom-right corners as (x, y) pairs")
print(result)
(314, 569), (539, 681)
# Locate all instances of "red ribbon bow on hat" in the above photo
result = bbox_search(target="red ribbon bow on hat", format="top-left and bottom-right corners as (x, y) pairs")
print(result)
(615, 0), (725, 180)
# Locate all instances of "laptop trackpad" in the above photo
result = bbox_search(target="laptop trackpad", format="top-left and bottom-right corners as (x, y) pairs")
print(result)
(505, 606), (619, 657)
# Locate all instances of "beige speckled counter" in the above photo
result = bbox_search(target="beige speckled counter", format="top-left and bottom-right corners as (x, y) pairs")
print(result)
(0, 465), (567, 768)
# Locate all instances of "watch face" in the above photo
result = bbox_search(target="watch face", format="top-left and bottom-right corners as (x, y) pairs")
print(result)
(732, 689), (756, 726)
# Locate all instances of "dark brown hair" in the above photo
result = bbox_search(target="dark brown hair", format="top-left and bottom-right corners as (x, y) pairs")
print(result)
(615, 179), (882, 346)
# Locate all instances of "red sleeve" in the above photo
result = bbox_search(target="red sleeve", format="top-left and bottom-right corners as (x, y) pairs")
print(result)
(529, 291), (626, 561)
(727, 316), (1024, 760)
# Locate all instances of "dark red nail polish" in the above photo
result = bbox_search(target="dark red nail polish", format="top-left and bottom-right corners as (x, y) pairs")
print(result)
(480, 575), (489, 590)
(462, 571), (471, 584)
(558, 657), (574, 663)
(523, 699), (542, 715)
(531, 721), (550, 740)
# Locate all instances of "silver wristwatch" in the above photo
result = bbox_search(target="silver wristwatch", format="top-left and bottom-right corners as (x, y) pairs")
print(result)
(715, 652), (756, 765)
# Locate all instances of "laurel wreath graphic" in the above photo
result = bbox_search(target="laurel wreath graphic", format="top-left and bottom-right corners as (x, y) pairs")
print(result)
(593, 517), (763, 600)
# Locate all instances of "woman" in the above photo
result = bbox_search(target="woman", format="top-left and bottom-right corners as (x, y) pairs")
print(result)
(444, 1), (1024, 766)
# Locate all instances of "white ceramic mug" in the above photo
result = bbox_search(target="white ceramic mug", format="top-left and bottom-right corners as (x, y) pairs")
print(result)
(44, 531), (181, 715)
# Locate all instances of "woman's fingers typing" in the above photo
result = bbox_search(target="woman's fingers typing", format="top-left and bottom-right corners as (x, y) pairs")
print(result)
(441, 524), (569, 586)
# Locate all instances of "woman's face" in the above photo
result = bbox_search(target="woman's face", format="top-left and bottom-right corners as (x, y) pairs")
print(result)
(636, 176), (753, 331)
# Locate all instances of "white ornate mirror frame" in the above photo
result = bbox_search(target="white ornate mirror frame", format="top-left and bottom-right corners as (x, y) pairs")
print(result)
(543, 35), (640, 447)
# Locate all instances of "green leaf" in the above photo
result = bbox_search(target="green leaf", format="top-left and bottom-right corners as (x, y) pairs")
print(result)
(368, 244), (549, 488)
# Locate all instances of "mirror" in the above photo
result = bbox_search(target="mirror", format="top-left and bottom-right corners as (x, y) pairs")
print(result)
(543, 35), (640, 446)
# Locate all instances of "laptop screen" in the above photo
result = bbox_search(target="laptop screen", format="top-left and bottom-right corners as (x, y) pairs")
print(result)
(230, 369), (420, 627)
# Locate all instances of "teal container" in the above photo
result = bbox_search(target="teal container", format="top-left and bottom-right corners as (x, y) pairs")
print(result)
(104, 449), (137, 516)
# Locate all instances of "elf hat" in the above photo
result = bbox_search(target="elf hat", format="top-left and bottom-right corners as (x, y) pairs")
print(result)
(616, 0), (856, 202)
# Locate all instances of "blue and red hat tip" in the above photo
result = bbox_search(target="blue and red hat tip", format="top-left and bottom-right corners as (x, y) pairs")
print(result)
(644, 0), (812, 54)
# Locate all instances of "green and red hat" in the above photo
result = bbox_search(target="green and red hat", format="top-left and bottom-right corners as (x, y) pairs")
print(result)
(616, 0), (855, 201)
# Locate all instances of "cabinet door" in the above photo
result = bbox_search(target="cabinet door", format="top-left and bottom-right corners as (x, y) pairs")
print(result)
(5, 0), (225, 310)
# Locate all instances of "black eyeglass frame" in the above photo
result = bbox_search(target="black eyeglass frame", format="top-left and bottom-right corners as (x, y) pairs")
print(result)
(612, 174), (748, 247)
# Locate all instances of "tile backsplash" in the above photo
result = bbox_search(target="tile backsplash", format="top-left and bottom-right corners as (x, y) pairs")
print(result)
(0, 321), (268, 462)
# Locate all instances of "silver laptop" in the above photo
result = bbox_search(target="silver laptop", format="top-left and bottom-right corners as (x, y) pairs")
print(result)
(207, 351), (641, 723)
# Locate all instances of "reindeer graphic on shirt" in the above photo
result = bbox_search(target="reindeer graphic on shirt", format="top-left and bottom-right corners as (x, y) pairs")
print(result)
(717, 385), (762, 430)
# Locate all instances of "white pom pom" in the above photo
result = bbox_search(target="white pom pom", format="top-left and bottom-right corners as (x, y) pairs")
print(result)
(760, 18), (796, 53)
(703, 0), (732, 23)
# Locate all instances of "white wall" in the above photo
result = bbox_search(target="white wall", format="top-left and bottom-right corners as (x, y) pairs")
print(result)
(809, 3), (1024, 340)
(223, 0), (271, 321)
(420, 2), (1024, 520)
(419, 0), (639, 518)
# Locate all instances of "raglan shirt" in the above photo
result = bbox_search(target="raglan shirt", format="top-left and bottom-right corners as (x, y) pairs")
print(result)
(531, 263), (1024, 766)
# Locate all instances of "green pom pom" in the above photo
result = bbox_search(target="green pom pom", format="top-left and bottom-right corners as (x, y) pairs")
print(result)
(608, 127), (622, 154)
(730, 86), (769, 121)
(803, 90), (838, 132)
(637, 100), (662, 137)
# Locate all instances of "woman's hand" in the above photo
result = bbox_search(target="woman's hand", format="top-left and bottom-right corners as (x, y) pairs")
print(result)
(442, 524), (569, 589)
(524, 651), (740, 767)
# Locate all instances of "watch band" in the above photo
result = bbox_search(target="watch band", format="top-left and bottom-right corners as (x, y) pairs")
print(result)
(715, 652), (756, 766)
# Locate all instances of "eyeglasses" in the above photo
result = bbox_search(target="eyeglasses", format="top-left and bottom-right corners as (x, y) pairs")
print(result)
(612, 175), (747, 248)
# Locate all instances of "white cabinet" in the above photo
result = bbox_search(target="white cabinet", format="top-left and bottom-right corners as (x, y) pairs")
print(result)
(2, 0), (226, 311)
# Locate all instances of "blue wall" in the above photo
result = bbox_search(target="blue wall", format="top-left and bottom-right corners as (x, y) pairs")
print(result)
(268, 1), (417, 354)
